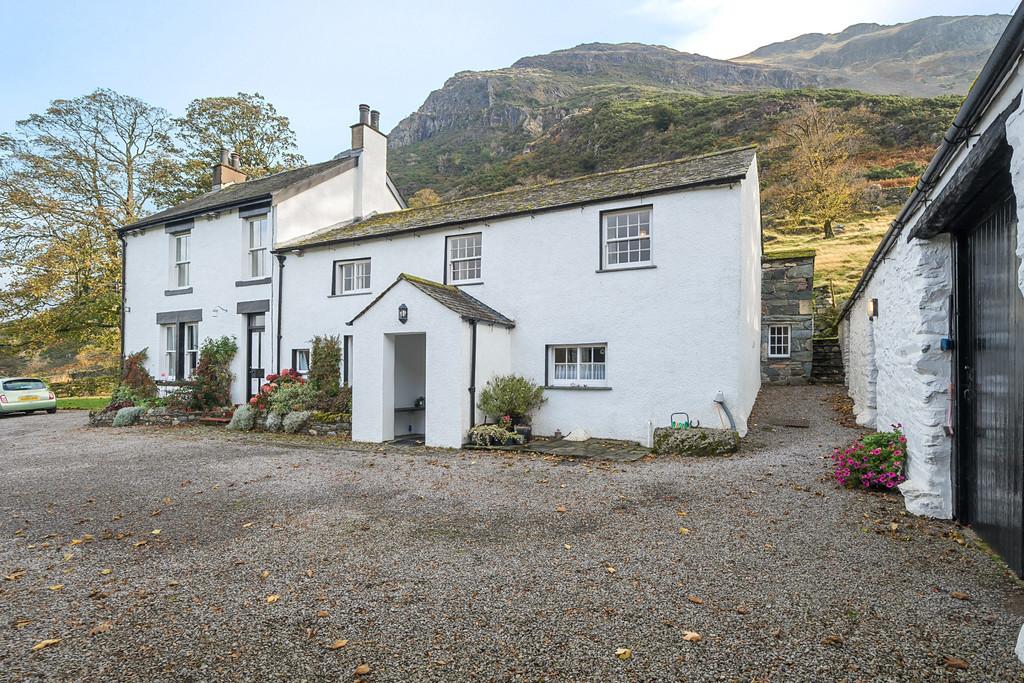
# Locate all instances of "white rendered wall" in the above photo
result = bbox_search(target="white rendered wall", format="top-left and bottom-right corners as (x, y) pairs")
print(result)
(275, 171), (357, 245)
(281, 175), (761, 444)
(473, 323), (514, 425)
(123, 207), (274, 406)
(839, 65), (1024, 519)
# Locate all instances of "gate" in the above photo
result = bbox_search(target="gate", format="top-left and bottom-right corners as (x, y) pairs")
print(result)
(956, 191), (1024, 576)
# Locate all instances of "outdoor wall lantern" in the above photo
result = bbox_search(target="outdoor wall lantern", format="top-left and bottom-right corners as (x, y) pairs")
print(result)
(398, 303), (408, 324)
(867, 298), (879, 320)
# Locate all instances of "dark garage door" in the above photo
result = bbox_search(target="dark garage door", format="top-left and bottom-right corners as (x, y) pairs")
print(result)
(956, 192), (1024, 576)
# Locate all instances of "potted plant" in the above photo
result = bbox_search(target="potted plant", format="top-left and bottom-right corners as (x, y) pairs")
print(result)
(477, 375), (545, 439)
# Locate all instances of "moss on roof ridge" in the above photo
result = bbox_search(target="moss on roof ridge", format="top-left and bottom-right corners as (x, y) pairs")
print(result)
(399, 273), (458, 291)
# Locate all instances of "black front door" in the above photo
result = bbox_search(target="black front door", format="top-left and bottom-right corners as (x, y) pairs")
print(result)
(956, 191), (1024, 576)
(246, 313), (266, 400)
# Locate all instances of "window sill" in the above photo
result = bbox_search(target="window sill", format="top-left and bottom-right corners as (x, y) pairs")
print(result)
(544, 385), (612, 391)
(595, 265), (656, 274)
(329, 291), (372, 298)
(236, 277), (271, 287)
(164, 287), (193, 296)
(452, 280), (483, 287)
(767, 355), (792, 360)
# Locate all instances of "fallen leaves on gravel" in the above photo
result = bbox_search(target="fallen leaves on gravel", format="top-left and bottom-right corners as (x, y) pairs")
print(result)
(682, 631), (702, 642)
(327, 639), (348, 649)
(99, 568), (112, 576)
(317, 610), (330, 618)
(4, 569), (26, 581)
(133, 540), (147, 548)
(266, 594), (280, 604)
(150, 529), (161, 535)
(614, 648), (632, 660)
(31, 638), (61, 651)
(88, 621), (113, 636)
(564, 544), (572, 550)
(950, 591), (970, 601)
(555, 505), (567, 513)
(355, 663), (371, 674)
(687, 595), (704, 605)
(679, 527), (690, 535)
(821, 634), (844, 647)
(242, 522), (254, 528)
(943, 656), (968, 669)
(48, 584), (64, 591)
(606, 565), (616, 574)
(14, 619), (32, 629)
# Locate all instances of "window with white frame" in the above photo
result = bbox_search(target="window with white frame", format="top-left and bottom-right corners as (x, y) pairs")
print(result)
(550, 344), (607, 387)
(447, 233), (482, 283)
(173, 232), (191, 288)
(334, 259), (371, 295)
(603, 208), (651, 268)
(160, 322), (199, 379)
(247, 216), (269, 278)
(768, 325), (791, 358)
(292, 348), (310, 375)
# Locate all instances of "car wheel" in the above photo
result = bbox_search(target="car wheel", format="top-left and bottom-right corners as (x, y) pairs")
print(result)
(47, 408), (57, 414)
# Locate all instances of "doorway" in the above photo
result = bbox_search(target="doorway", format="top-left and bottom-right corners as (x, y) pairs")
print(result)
(246, 313), (266, 400)
(955, 190), (1024, 576)
(392, 334), (425, 440)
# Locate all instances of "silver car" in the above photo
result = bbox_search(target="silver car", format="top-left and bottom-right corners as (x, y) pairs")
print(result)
(0, 377), (57, 415)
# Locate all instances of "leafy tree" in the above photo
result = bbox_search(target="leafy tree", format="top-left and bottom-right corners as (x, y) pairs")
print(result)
(407, 188), (441, 208)
(0, 89), (178, 355)
(161, 92), (305, 205)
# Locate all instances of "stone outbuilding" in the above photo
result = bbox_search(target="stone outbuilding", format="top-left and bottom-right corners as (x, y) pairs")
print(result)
(760, 250), (814, 384)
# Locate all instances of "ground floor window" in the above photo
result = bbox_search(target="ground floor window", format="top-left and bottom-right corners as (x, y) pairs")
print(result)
(768, 325), (791, 358)
(292, 348), (310, 375)
(549, 344), (607, 387)
(161, 322), (199, 380)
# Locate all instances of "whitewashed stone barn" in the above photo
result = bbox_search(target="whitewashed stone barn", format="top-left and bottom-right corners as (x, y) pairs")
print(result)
(119, 105), (763, 449)
(839, 8), (1024, 576)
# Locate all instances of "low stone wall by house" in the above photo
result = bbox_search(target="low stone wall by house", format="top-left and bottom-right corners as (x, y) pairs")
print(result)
(90, 407), (350, 436)
(762, 252), (815, 384)
(811, 337), (845, 384)
(651, 427), (739, 456)
(305, 420), (352, 436)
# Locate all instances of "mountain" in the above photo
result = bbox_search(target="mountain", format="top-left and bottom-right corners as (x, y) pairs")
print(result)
(735, 15), (1010, 96)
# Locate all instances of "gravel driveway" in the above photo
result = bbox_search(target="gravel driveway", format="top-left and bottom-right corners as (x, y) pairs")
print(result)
(2, 386), (1022, 682)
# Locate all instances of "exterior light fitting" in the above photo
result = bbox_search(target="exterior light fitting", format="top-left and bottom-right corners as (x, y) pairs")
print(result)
(398, 303), (408, 324)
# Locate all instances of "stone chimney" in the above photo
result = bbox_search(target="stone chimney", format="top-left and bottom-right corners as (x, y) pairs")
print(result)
(349, 105), (389, 220)
(212, 147), (247, 190)
(370, 109), (380, 131)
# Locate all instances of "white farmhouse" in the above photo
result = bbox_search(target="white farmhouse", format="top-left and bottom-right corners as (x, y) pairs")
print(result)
(119, 106), (763, 449)
(839, 8), (1024, 577)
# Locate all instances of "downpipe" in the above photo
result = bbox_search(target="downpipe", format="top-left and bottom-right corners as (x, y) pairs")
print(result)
(714, 391), (736, 432)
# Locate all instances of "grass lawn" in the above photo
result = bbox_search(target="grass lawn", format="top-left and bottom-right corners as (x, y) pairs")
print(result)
(57, 396), (110, 410)
(764, 214), (892, 303)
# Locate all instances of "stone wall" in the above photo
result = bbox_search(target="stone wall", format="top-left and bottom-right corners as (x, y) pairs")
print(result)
(811, 337), (844, 384)
(761, 253), (815, 384)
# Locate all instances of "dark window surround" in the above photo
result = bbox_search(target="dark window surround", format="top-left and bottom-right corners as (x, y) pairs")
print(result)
(236, 299), (270, 314)
(343, 335), (353, 385)
(443, 232), (483, 285)
(331, 257), (372, 296)
(238, 202), (271, 219)
(156, 309), (202, 325)
(164, 287), (193, 296)
(164, 219), (193, 235)
(162, 321), (199, 379)
(543, 342), (611, 390)
(597, 204), (653, 271)
(235, 277), (272, 287)
(291, 348), (310, 374)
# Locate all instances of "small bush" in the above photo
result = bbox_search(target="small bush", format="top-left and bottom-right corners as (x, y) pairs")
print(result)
(469, 424), (525, 447)
(183, 336), (237, 411)
(312, 385), (351, 415)
(227, 404), (257, 431)
(309, 335), (342, 396)
(311, 411), (351, 424)
(112, 406), (145, 427)
(477, 375), (546, 422)
(120, 349), (158, 399)
(283, 410), (312, 434)
(265, 411), (283, 432)
(832, 425), (908, 490)
(250, 368), (305, 411)
(268, 381), (317, 415)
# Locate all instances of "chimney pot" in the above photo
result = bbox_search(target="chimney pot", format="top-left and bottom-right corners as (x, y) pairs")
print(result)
(358, 104), (370, 125)
(220, 148), (231, 165)
(230, 151), (242, 170)
(370, 110), (380, 131)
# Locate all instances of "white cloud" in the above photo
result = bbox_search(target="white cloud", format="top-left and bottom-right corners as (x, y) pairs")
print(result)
(630, 0), (1011, 59)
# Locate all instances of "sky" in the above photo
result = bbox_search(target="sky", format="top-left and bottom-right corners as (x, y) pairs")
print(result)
(0, 0), (1016, 163)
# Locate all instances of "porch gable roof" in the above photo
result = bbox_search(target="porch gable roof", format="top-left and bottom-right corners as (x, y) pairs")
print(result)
(346, 273), (515, 328)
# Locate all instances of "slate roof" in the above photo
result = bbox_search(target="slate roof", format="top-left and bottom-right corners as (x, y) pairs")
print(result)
(348, 274), (515, 328)
(280, 146), (756, 250)
(120, 152), (358, 233)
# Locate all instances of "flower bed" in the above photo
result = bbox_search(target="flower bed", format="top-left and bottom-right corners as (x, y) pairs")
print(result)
(89, 405), (233, 427)
(832, 425), (908, 490)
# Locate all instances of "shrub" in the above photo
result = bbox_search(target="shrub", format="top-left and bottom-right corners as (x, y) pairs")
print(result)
(265, 411), (283, 432)
(120, 349), (157, 399)
(312, 384), (351, 415)
(469, 424), (525, 447)
(250, 368), (305, 411)
(477, 375), (546, 422)
(112, 406), (145, 427)
(283, 410), (312, 434)
(183, 336), (237, 411)
(832, 425), (908, 490)
(268, 381), (317, 415)
(311, 411), (351, 424)
(309, 335), (342, 396)
(227, 404), (257, 431)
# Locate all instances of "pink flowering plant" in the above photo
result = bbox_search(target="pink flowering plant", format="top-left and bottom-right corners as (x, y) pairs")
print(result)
(248, 368), (305, 411)
(832, 425), (908, 490)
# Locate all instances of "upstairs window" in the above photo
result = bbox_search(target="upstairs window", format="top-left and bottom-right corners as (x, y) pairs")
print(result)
(447, 233), (482, 283)
(173, 232), (191, 288)
(248, 216), (269, 278)
(550, 344), (607, 387)
(768, 325), (791, 358)
(603, 208), (651, 269)
(334, 259), (371, 295)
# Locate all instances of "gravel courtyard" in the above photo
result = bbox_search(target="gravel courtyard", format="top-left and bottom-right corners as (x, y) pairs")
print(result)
(2, 386), (1023, 682)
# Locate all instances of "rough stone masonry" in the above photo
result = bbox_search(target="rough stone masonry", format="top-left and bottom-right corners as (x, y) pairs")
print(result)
(761, 251), (814, 384)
